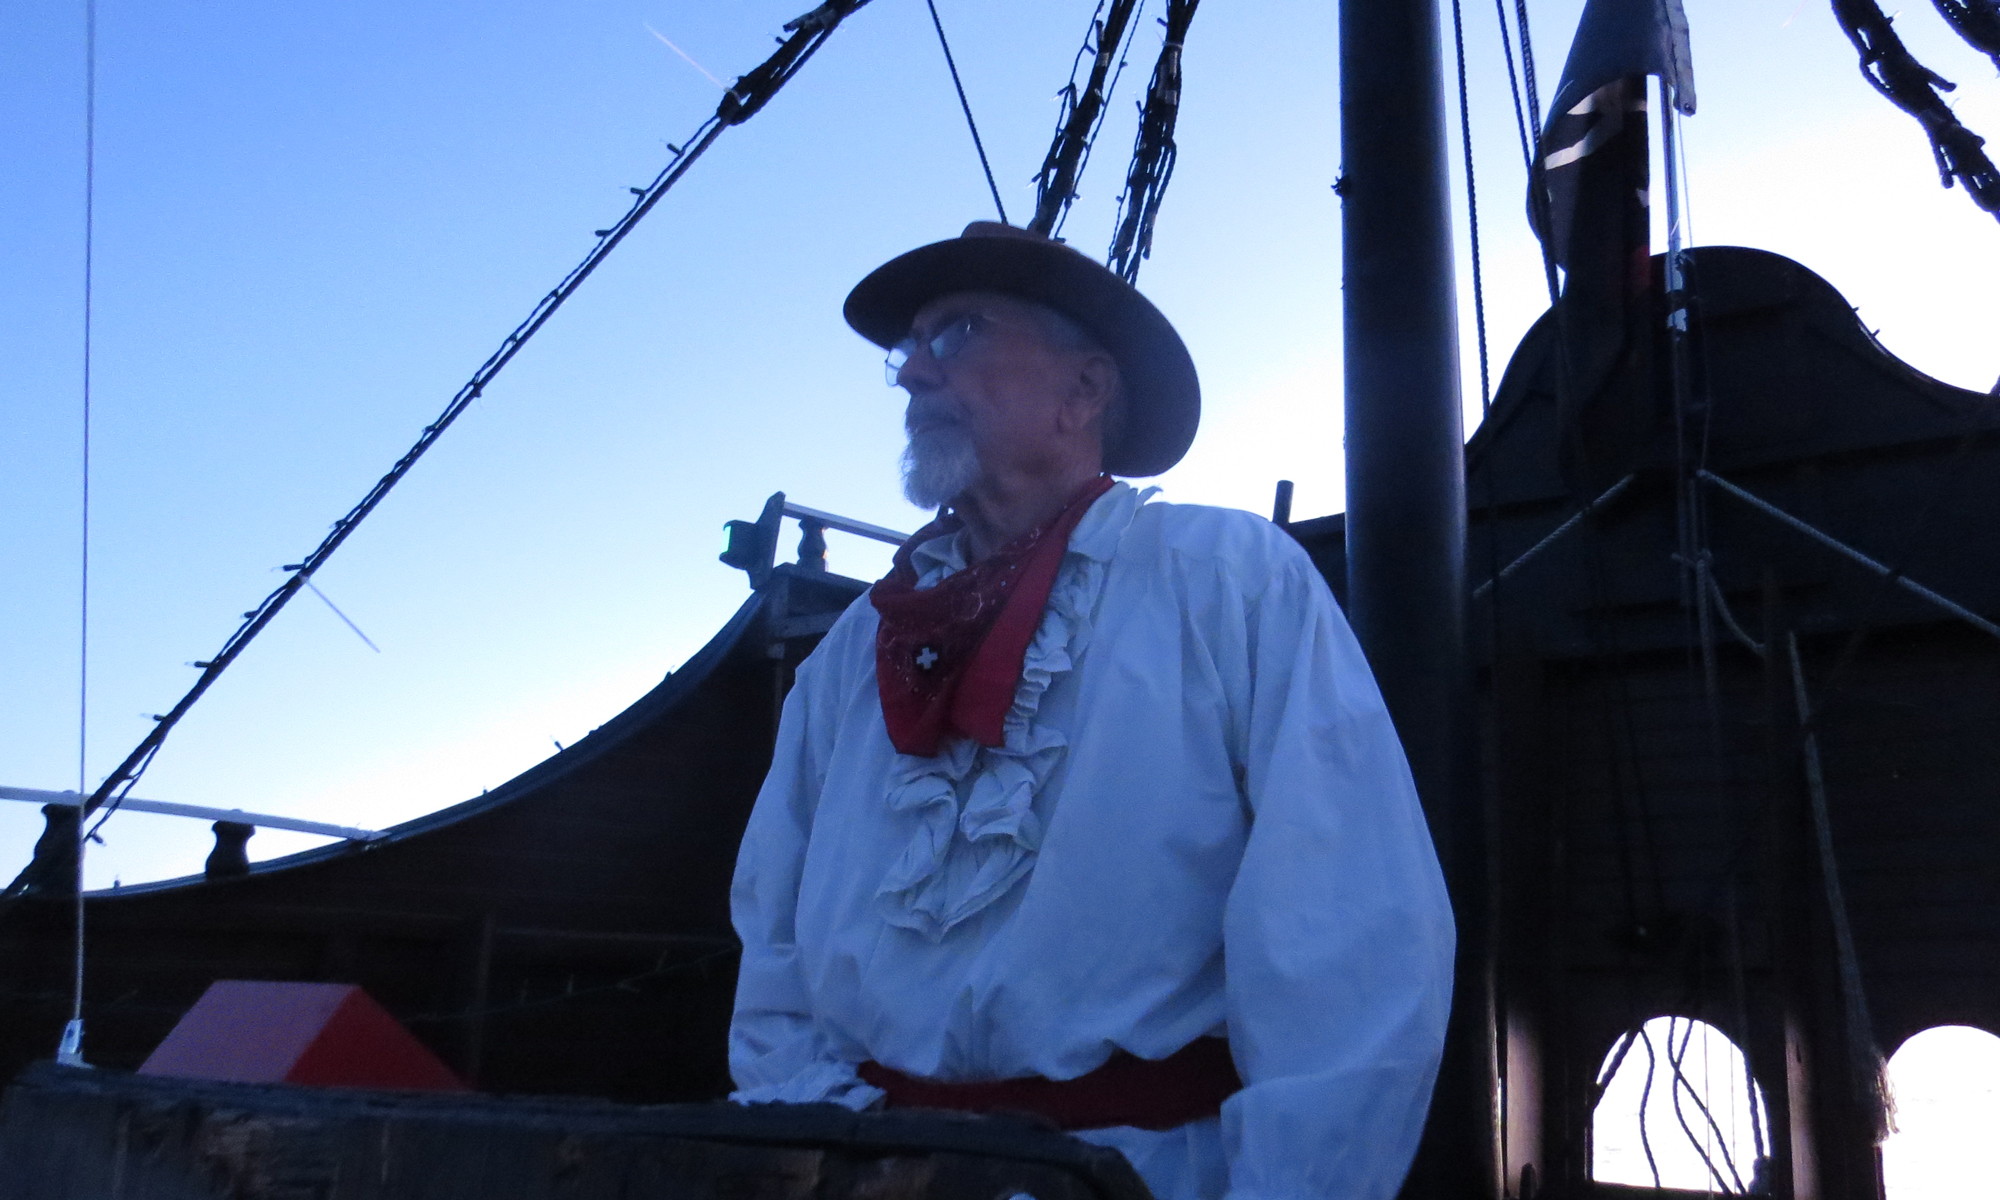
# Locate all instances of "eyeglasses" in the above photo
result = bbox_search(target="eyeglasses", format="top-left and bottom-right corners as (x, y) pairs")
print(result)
(885, 312), (987, 386)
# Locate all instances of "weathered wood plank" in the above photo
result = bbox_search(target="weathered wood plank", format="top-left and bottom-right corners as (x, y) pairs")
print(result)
(0, 1062), (1152, 1200)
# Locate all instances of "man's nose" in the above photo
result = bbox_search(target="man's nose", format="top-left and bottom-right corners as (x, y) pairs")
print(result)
(895, 345), (944, 392)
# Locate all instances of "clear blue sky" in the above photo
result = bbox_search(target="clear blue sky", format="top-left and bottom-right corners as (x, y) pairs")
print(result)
(4, 0), (1996, 891)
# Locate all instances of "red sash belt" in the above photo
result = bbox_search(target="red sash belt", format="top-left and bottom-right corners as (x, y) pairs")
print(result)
(856, 1037), (1241, 1131)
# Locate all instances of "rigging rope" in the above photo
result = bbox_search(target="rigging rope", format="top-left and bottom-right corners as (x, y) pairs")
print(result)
(1500, 6), (1744, 1181)
(1724, 886), (1771, 1169)
(1831, 0), (2000, 220)
(1106, 0), (1198, 284)
(1512, 0), (1563, 299)
(1511, 0), (1561, 304)
(1932, 0), (2000, 69)
(1656, 108), (1775, 1191)
(923, 0), (1007, 224)
(1493, 0), (1535, 176)
(1787, 633), (1894, 1143)
(60, 0), (100, 1068)
(1662, 1018), (1750, 1191)
(0, 0), (877, 908)
(1635, 1027), (1664, 1187)
(1653, 81), (1773, 1192)
(1450, 0), (1491, 412)
(1512, 0), (1544, 135)
(1030, 0), (1146, 237)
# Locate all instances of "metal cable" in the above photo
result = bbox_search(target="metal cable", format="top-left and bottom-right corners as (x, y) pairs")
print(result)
(2, 0), (876, 907)
(923, 0), (1007, 224)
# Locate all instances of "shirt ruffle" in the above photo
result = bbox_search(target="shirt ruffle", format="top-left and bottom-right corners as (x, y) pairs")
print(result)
(873, 488), (1137, 941)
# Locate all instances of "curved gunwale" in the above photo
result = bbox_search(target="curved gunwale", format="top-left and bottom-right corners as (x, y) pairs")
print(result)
(89, 587), (773, 900)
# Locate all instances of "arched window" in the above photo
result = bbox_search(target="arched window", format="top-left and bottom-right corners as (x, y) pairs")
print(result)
(1592, 1016), (1771, 1192)
(1881, 1024), (2000, 1199)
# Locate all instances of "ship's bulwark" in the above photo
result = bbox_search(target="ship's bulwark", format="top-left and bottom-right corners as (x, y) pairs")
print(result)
(1394, 246), (1996, 1198)
(2, 248), (1999, 1199)
(0, 1060), (1153, 1200)
(0, 565), (870, 1102)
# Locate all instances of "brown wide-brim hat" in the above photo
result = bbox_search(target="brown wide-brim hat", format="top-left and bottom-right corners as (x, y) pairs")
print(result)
(844, 221), (1200, 478)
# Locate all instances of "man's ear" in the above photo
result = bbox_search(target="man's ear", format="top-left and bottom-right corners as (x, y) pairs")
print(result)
(1059, 352), (1118, 434)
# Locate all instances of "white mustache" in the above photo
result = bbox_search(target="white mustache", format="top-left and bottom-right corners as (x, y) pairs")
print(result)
(904, 400), (963, 433)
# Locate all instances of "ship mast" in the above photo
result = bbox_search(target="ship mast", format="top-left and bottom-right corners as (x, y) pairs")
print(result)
(1338, 0), (1491, 1195)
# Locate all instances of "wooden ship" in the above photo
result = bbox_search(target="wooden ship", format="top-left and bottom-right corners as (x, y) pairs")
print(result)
(6, 0), (2000, 1197)
(1297, 245), (2000, 1195)
(0, 547), (869, 1106)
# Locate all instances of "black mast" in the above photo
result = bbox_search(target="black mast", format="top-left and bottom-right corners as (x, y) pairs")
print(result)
(1338, 0), (1492, 1195)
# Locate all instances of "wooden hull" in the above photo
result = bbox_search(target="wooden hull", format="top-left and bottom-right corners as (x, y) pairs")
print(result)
(1291, 247), (2000, 1196)
(0, 566), (868, 1102)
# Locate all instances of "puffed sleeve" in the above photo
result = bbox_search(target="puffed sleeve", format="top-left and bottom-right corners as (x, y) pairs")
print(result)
(1219, 546), (1456, 1200)
(727, 615), (885, 1110)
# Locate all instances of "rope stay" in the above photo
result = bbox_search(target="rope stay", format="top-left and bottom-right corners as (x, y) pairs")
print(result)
(1787, 634), (1895, 1143)
(923, 0), (1008, 224)
(1030, 0), (1147, 238)
(1106, 0), (1198, 284)
(1, 0), (876, 906)
(1931, 0), (2000, 69)
(1598, 1018), (1766, 1190)
(1493, 0), (1535, 176)
(1510, 7), (1763, 1178)
(1448, 0), (1491, 411)
(60, 0), (101, 1069)
(1512, 0), (1545, 139)
(1507, 0), (1565, 307)
(1831, 0), (2000, 220)
(1698, 469), (2000, 641)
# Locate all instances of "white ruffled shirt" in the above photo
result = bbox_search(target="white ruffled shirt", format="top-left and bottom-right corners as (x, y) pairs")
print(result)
(728, 483), (1455, 1200)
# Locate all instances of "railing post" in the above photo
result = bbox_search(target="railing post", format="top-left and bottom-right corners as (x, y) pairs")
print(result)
(21, 805), (81, 899)
(204, 821), (254, 880)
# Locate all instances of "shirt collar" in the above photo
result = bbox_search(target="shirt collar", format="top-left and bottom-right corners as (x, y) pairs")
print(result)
(910, 480), (1143, 585)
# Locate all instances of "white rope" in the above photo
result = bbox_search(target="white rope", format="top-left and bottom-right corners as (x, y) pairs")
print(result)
(59, 0), (99, 1069)
(1788, 633), (1892, 1142)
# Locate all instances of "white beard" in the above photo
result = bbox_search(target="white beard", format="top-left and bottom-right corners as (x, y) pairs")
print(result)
(901, 424), (981, 510)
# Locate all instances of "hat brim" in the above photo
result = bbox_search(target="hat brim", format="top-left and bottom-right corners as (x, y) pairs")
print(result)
(844, 236), (1199, 478)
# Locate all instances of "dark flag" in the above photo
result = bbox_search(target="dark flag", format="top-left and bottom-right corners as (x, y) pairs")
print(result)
(1531, 0), (1695, 484)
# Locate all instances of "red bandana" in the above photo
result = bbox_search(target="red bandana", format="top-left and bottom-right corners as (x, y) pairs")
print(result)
(872, 476), (1115, 758)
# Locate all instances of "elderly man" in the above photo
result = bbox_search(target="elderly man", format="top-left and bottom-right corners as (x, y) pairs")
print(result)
(728, 223), (1454, 1200)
